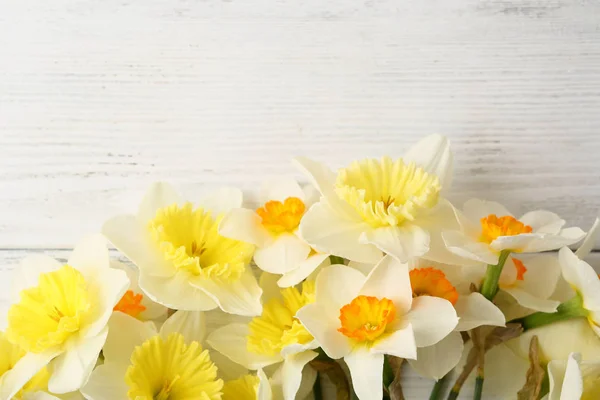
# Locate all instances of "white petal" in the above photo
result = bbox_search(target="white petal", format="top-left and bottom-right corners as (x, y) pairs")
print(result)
(80, 362), (129, 400)
(471, 343), (529, 398)
(160, 310), (206, 344)
(137, 182), (182, 221)
(26, 392), (64, 400)
(191, 267), (262, 316)
(519, 210), (565, 234)
(343, 347), (384, 400)
(406, 296), (458, 347)
(370, 326), (417, 359)
(559, 247), (600, 311)
(103, 312), (156, 364)
(139, 270), (218, 311)
(520, 228), (586, 253)
(219, 208), (270, 247)
(514, 253), (561, 300)
(260, 178), (305, 203)
(314, 265), (365, 314)
(301, 184), (320, 208)
(0, 350), (60, 400)
(576, 217), (600, 259)
(503, 287), (560, 313)
(407, 331), (464, 380)
(10, 254), (62, 303)
(277, 253), (330, 288)
(198, 187), (243, 215)
(547, 354), (583, 400)
(292, 157), (336, 197)
(359, 255), (412, 313)
(259, 272), (283, 303)
(296, 303), (352, 360)
(402, 134), (453, 191)
(81, 267), (130, 338)
(347, 260), (377, 276)
(462, 198), (513, 222)
(442, 230), (499, 265)
(454, 292), (505, 331)
(68, 235), (110, 276)
(299, 201), (382, 263)
(490, 233), (540, 252)
(209, 350), (249, 381)
(282, 351), (319, 400)
(254, 234), (311, 274)
(359, 224), (429, 263)
(257, 368), (273, 400)
(48, 327), (109, 394)
(206, 323), (282, 369)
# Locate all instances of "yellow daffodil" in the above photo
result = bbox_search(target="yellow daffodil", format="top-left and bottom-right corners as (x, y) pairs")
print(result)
(297, 256), (458, 400)
(294, 134), (460, 264)
(219, 178), (330, 287)
(0, 236), (129, 398)
(443, 199), (585, 265)
(102, 182), (262, 316)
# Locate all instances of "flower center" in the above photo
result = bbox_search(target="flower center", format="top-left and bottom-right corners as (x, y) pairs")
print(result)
(0, 332), (51, 397)
(335, 157), (441, 228)
(247, 281), (315, 356)
(7, 265), (91, 353)
(114, 290), (147, 318)
(512, 258), (527, 281)
(338, 295), (396, 342)
(256, 197), (306, 234)
(222, 375), (260, 400)
(409, 267), (459, 305)
(148, 203), (254, 281)
(125, 333), (223, 400)
(479, 214), (533, 244)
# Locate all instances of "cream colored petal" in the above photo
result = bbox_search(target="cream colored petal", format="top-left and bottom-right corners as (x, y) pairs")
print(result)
(198, 187), (243, 215)
(313, 265), (365, 315)
(520, 227), (586, 253)
(254, 234), (311, 274)
(219, 208), (270, 247)
(0, 350), (60, 400)
(103, 312), (156, 364)
(160, 310), (207, 345)
(359, 255), (412, 313)
(502, 287), (560, 313)
(463, 198), (513, 222)
(139, 270), (218, 311)
(346, 260), (377, 276)
(10, 254), (62, 303)
(191, 267), (262, 317)
(454, 292), (505, 331)
(292, 157), (336, 197)
(344, 347), (384, 400)
(206, 323), (283, 369)
(209, 350), (249, 381)
(359, 224), (429, 263)
(301, 184), (320, 208)
(257, 368), (273, 400)
(296, 303), (352, 360)
(80, 362), (129, 400)
(519, 210), (565, 234)
(442, 230), (499, 265)
(48, 327), (109, 394)
(514, 253), (561, 300)
(546, 354), (583, 400)
(407, 331), (464, 380)
(281, 351), (318, 400)
(576, 217), (600, 259)
(299, 201), (382, 263)
(489, 233), (538, 252)
(68, 235), (110, 276)
(402, 134), (453, 191)
(406, 296), (458, 347)
(260, 178), (305, 203)
(370, 325), (416, 359)
(277, 253), (330, 288)
(559, 247), (600, 312)
(137, 182), (182, 221)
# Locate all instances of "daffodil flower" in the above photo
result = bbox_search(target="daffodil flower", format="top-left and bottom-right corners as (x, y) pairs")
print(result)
(219, 178), (330, 287)
(544, 352), (600, 400)
(296, 255), (458, 400)
(0, 236), (130, 398)
(206, 275), (318, 400)
(294, 134), (459, 263)
(443, 199), (585, 265)
(102, 182), (262, 316)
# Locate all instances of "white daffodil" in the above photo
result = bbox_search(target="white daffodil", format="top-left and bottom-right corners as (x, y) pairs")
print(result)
(443, 199), (585, 265)
(219, 178), (330, 287)
(110, 260), (168, 322)
(206, 274), (319, 400)
(403, 259), (505, 380)
(545, 353), (600, 400)
(296, 255), (458, 400)
(0, 236), (129, 398)
(102, 182), (262, 316)
(294, 134), (461, 264)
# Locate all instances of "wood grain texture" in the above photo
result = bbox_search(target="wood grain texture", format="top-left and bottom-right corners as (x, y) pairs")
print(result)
(1, 0), (599, 248)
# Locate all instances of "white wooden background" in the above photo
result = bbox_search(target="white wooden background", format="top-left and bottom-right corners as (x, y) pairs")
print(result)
(1, 0), (599, 398)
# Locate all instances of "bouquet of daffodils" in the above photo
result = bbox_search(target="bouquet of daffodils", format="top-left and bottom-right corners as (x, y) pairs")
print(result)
(1, 135), (599, 400)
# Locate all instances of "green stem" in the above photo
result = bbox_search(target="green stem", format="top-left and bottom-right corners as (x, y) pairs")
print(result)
(313, 372), (323, 400)
(383, 355), (395, 391)
(473, 376), (484, 400)
(480, 250), (511, 300)
(329, 255), (346, 265)
(447, 389), (459, 400)
(429, 373), (450, 400)
(512, 294), (588, 331)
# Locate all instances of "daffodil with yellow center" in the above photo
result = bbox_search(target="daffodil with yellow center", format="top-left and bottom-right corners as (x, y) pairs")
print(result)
(294, 134), (461, 264)
(1, 236), (129, 398)
(296, 256), (458, 400)
(443, 198), (585, 265)
(220, 178), (330, 287)
(207, 277), (320, 400)
(103, 183), (263, 316)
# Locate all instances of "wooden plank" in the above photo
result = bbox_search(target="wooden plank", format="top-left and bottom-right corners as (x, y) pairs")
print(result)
(0, 0), (599, 248)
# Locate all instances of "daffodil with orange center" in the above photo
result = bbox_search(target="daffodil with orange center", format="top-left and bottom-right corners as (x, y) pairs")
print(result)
(219, 178), (330, 287)
(297, 256), (458, 400)
(294, 135), (463, 264)
(103, 182), (263, 316)
(443, 198), (585, 265)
